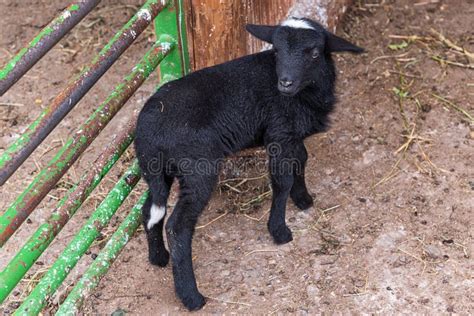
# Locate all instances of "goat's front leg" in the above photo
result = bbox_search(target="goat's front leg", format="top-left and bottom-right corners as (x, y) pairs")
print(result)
(267, 144), (295, 244)
(290, 142), (313, 210)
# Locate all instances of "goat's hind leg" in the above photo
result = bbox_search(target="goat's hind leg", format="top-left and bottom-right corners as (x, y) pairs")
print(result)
(142, 173), (173, 267)
(166, 174), (216, 311)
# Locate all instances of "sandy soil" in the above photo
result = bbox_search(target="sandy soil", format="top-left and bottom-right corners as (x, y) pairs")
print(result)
(1, 0), (473, 315)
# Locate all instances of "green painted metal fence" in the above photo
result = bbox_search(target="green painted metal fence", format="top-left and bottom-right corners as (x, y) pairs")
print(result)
(0, 0), (190, 314)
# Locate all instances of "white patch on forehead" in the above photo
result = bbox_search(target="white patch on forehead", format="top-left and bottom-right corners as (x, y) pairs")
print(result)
(281, 19), (315, 31)
(147, 204), (166, 230)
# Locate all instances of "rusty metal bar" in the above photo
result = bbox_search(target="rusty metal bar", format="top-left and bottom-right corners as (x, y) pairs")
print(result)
(56, 192), (148, 315)
(0, 0), (170, 186)
(0, 0), (100, 96)
(0, 0), (191, 312)
(0, 38), (174, 247)
(15, 161), (141, 315)
(51, 3), (194, 309)
(0, 115), (135, 303)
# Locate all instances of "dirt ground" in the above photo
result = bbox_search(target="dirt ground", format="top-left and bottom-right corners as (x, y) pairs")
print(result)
(1, 0), (473, 315)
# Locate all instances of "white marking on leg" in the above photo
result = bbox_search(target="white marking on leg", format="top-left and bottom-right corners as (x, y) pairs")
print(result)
(147, 204), (166, 230)
(281, 18), (315, 31)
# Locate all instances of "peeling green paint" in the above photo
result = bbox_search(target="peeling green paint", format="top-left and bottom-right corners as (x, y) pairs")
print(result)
(0, 39), (172, 303)
(155, 0), (191, 86)
(92, 0), (171, 65)
(56, 192), (148, 315)
(0, 1), (89, 81)
(0, 131), (133, 303)
(69, 4), (80, 11)
(0, 0), (166, 185)
(14, 161), (141, 315)
(2, 0), (191, 312)
(0, 39), (173, 248)
(0, 28), (53, 81)
(0, 111), (47, 167)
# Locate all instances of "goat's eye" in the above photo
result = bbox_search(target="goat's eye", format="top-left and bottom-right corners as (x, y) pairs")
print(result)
(311, 49), (319, 59)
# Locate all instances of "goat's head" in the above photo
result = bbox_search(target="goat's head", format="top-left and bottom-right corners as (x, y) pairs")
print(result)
(246, 18), (364, 97)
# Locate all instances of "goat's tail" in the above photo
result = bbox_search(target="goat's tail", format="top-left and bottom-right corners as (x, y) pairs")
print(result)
(142, 170), (173, 267)
(142, 171), (172, 231)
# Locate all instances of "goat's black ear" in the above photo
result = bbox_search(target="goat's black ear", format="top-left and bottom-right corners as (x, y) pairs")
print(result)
(246, 24), (276, 44)
(326, 32), (364, 54)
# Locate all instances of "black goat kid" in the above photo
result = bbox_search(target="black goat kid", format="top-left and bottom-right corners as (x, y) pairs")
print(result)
(135, 18), (363, 310)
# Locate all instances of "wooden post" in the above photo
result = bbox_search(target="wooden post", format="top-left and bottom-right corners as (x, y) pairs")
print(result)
(184, 0), (352, 70)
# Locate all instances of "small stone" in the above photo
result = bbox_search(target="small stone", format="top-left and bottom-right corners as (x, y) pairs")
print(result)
(306, 284), (319, 298)
(111, 308), (126, 316)
(296, 211), (311, 220)
(398, 255), (408, 264)
(95, 232), (105, 241)
(319, 255), (338, 265)
(321, 231), (351, 245)
(338, 233), (352, 244)
(421, 103), (432, 112)
(232, 273), (243, 283)
(424, 245), (442, 259)
(353, 279), (365, 288)
(469, 181), (474, 190)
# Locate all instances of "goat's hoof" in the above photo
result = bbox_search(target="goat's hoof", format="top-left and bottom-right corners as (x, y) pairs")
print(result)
(270, 225), (293, 244)
(149, 250), (169, 267)
(181, 292), (206, 311)
(291, 192), (314, 210)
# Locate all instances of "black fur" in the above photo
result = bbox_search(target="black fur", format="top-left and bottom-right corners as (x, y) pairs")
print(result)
(135, 18), (363, 311)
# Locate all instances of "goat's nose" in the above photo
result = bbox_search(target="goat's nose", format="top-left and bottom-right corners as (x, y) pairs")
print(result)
(279, 79), (294, 88)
